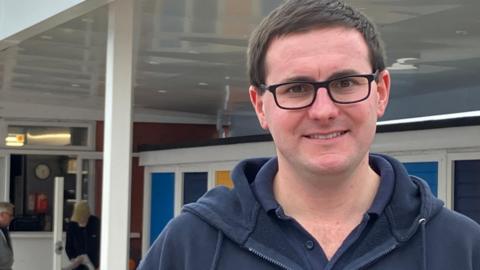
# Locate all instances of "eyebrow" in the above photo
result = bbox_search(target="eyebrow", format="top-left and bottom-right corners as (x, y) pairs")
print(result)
(278, 69), (367, 84)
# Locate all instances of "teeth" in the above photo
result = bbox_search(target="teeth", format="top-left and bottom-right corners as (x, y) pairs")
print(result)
(308, 131), (345, 139)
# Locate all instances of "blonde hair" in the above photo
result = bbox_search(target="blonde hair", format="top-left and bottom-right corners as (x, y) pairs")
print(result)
(70, 201), (91, 223)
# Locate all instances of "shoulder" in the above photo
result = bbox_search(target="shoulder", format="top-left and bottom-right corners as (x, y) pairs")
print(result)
(430, 207), (480, 243)
(436, 207), (480, 230)
(139, 212), (220, 269)
(159, 211), (219, 246)
(427, 208), (480, 266)
(66, 221), (79, 231)
(89, 215), (100, 225)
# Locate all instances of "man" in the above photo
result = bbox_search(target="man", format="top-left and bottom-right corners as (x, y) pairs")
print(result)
(139, 0), (480, 269)
(0, 202), (14, 270)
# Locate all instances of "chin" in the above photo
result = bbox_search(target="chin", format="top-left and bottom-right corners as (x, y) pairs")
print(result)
(305, 157), (351, 175)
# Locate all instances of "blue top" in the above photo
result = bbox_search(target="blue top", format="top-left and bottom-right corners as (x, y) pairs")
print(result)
(251, 156), (394, 269)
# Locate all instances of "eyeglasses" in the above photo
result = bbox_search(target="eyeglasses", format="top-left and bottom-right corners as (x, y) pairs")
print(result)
(260, 71), (379, 110)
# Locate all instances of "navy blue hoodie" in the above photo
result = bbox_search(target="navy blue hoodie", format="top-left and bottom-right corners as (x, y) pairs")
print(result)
(139, 154), (480, 270)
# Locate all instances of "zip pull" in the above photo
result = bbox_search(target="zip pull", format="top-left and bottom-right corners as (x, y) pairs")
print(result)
(248, 247), (292, 270)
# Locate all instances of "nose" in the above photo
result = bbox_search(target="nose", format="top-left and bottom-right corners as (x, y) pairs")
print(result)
(307, 87), (340, 121)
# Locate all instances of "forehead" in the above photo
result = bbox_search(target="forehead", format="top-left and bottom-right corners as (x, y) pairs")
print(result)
(264, 27), (371, 81)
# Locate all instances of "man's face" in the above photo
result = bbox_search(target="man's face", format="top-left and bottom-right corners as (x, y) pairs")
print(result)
(250, 27), (390, 177)
(0, 210), (14, 227)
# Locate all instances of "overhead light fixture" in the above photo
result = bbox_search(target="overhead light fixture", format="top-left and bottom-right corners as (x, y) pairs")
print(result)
(157, 90), (168, 94)
(5, 133), (25, 147)
(27, 133), (71, 140)
(388, 58), (418, 71)
(148, 60), (160, 65)
(40, 35), (53, 40)
(71, 83), (80, 87)
(198, 82), (208, 86)
(81, 18), (94, 23)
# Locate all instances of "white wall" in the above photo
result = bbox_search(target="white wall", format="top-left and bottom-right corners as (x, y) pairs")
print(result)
(11, 233), (70, 270)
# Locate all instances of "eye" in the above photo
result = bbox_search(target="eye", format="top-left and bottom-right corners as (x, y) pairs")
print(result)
(332, 78), (355, 88)
(286, 83), (309, 93)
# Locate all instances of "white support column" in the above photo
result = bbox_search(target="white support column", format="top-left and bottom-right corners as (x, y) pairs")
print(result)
(76, 158), (83, 201)
(53, 177), (65, 270)
(101, 0), (134, 269)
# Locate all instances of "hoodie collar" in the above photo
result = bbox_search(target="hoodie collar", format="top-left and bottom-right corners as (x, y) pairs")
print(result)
(373, 153), (444, 241)
(251, 155), (395, 217)
(250, 157), (278, 213)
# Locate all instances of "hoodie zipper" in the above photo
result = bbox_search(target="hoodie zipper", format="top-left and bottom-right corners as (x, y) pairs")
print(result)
(248, 247), (292, 270)
(250, 242), (398, 270)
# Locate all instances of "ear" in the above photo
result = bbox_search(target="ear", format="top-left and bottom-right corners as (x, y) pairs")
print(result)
(375, 69), (391, 118)
(249, 85), (269, 130)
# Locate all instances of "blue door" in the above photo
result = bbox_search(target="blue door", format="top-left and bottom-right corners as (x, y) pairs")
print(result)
(150, 172), (175, 245)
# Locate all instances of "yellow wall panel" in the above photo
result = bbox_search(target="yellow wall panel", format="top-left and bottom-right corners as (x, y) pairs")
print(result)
(215, 170), (233, 188)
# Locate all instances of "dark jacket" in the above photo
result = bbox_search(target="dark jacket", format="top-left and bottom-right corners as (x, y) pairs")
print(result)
(139, 154), (480, 270)
(0, 228), (13, 270)
(65, 215), (100, 269)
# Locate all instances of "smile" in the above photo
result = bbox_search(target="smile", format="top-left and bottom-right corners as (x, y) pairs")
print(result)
(306, 131), (347, 140)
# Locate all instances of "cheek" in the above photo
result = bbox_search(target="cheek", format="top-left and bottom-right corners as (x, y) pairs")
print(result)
(346, 103), (378, 132)
(264, 107), (300, 133)
(359, 105), (379, 141)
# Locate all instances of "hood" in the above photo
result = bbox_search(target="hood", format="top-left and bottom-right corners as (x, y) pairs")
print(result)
(184, 154), (444, 246)
(184, 158), (268, 244)
(375, 153), (444, 242)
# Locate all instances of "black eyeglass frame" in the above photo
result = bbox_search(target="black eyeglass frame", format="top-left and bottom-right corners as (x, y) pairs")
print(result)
(260, 71), (380, 110)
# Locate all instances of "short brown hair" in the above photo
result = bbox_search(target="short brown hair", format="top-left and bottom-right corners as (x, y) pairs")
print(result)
(247, 0), (386, 92)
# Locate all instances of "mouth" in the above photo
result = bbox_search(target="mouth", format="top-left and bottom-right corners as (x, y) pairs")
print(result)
(305, 130), (348, 140)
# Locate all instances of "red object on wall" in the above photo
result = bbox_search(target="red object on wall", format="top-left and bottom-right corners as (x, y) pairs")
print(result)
(35, 193), (48, 214)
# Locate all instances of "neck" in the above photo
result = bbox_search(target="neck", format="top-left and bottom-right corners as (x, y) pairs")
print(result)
(274, 156), (380, 223)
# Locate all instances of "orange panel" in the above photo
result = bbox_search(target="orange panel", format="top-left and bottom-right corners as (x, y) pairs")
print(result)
(215, 170), (234, 189)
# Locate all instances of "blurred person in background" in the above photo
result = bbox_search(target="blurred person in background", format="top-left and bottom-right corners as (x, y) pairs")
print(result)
(64, 201), (100, 270)
(0, 202), (14, 270)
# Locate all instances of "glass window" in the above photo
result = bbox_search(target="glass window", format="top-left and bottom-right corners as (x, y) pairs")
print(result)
(9, 155), (95, 231)
(454, 160), (480, 224)
(183, 172), (207, 205)
(8, 154), (88, 232)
